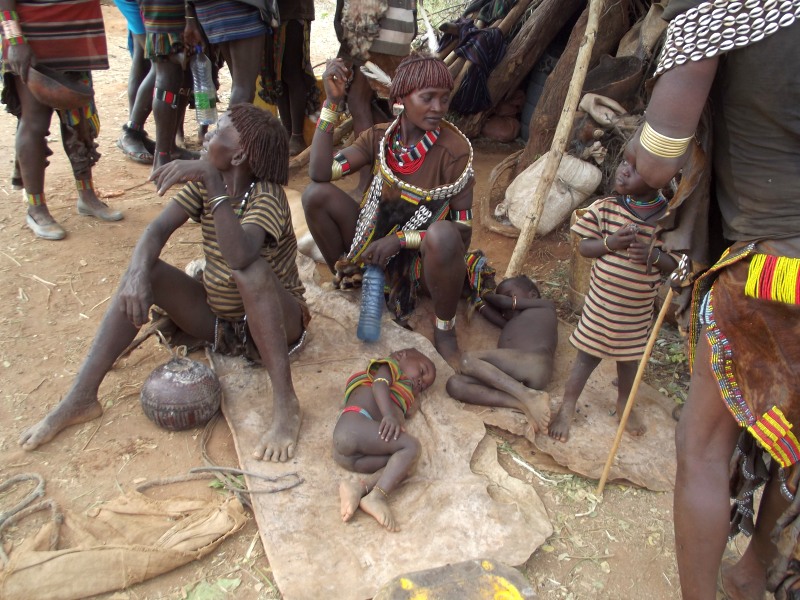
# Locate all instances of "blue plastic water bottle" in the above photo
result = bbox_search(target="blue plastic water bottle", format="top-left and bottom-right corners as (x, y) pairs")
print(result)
(357, 265), (385, 342)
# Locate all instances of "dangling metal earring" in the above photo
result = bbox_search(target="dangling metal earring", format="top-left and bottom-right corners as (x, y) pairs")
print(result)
(392, 102), (404, 116)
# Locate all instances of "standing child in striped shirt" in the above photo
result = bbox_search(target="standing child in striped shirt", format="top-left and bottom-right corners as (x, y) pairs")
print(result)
(548, 146), (678, 443)
(334, 348), (435, 532)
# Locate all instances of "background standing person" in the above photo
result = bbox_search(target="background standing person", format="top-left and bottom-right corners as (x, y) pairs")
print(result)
(270, 0), (316, 156)
(302, 54), (475, 370)
(1, 0), (122, 240)
(630, 2), (800, 599)
(184, 0), (269, 106)
(138, 0), (186, 171)
(114, 0), (156, 164)
(335, 0), (416, 190)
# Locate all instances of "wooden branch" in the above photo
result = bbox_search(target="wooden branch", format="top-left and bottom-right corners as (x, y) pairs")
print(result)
(505, 0), (606, 278)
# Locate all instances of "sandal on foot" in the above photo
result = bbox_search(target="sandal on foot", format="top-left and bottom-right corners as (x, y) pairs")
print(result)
(26, 214), (66, 240)
(77, 199), (123, 222)
(116, 132), (154, 165)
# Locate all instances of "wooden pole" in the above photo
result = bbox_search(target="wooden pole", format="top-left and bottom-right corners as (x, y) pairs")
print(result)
(596, 286), (674, 496)
(504, 0), (605, 278)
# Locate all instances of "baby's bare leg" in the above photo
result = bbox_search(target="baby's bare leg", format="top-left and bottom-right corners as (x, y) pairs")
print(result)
(360, 434), (420, 532)
(333, 414), (420, 531)
(453, 350), (551, 433)
(339, 469), (383, 523)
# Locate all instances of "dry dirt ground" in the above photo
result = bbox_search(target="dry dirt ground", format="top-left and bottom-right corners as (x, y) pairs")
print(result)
(0, 4), (698, 599)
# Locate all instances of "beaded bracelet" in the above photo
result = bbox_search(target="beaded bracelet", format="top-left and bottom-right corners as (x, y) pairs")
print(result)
(395, 231), (406, 248)
(208, 195), (230, 215)
(323, 99), (343, 113)
(1, 13), (25, 44)
(372, 377), (391, 387)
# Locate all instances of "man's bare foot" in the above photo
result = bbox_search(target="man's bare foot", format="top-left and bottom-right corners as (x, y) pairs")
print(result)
(339, 480), (365, 522)
(434, 327), (461, 373)
(253, 402), (302, 462)
(617, 398), (647, 436)
(518, 390), (551, 435)
(548, 401), (576, 443)
(359, 488), (397, 532)
(19, 395), (103, 450)
(720, 554), (765, 600)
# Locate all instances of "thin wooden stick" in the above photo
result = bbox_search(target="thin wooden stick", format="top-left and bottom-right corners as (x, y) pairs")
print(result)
(596, 287), (674, 496)
(505, 0), (605, 277)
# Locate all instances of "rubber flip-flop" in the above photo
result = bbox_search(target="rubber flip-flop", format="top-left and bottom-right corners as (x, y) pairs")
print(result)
(116, 136), (154, 165)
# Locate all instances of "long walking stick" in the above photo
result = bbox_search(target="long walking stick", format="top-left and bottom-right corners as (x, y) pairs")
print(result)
(596, 255), (689, 496)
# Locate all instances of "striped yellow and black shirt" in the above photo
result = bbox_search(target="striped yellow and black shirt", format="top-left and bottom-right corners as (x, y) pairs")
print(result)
(570, 196), (676, 360)
(173, 180), (306, 320)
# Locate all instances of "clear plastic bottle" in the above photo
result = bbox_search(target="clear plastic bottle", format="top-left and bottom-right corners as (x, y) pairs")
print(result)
(357, 265), (385, 342)
(190, 48), (218, 126)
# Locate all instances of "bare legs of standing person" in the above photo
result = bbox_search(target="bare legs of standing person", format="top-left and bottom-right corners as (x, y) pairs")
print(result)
(152, 56), (183, 172)
(218, 35), (264, 105)
(276, 20), (310, 156)
(674, 332), (787, 600)
(118, 33), (156, 163)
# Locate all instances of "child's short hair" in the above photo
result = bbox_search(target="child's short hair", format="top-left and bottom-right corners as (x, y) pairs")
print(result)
(498, 275), (540, 298)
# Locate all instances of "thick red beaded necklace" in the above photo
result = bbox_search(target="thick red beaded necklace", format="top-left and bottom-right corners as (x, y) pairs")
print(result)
(385, 127), (440, 174)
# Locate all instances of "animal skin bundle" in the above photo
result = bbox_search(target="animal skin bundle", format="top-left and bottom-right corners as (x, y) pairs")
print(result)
(341, 0), (388, 61)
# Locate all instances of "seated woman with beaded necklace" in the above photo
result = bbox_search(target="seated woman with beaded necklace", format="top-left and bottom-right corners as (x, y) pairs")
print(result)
(302, 54), (476, 368)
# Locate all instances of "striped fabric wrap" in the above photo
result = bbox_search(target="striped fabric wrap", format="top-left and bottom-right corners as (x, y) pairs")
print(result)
(744, 253), (800, 305)
(193, 0), (267, 45)
(370, 0), (416, 57)
(9, 0), (108, 71)
(343, 357), (415, 415)
(138, 0), (184, 58)
(570, 196), (676, 359)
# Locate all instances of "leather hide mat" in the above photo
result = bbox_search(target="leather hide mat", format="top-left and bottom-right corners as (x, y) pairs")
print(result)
(207, 255), (553, 600)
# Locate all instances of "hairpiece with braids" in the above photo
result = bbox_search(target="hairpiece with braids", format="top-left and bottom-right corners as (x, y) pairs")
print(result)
(229, 104), (288, 185)
(389, 53), (453, 103)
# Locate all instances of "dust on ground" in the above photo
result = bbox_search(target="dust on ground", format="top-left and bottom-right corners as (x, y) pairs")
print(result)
(0, 4), (689, 599)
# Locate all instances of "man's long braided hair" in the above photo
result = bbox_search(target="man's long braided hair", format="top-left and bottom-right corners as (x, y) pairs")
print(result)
(229, 104), (288, 185)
